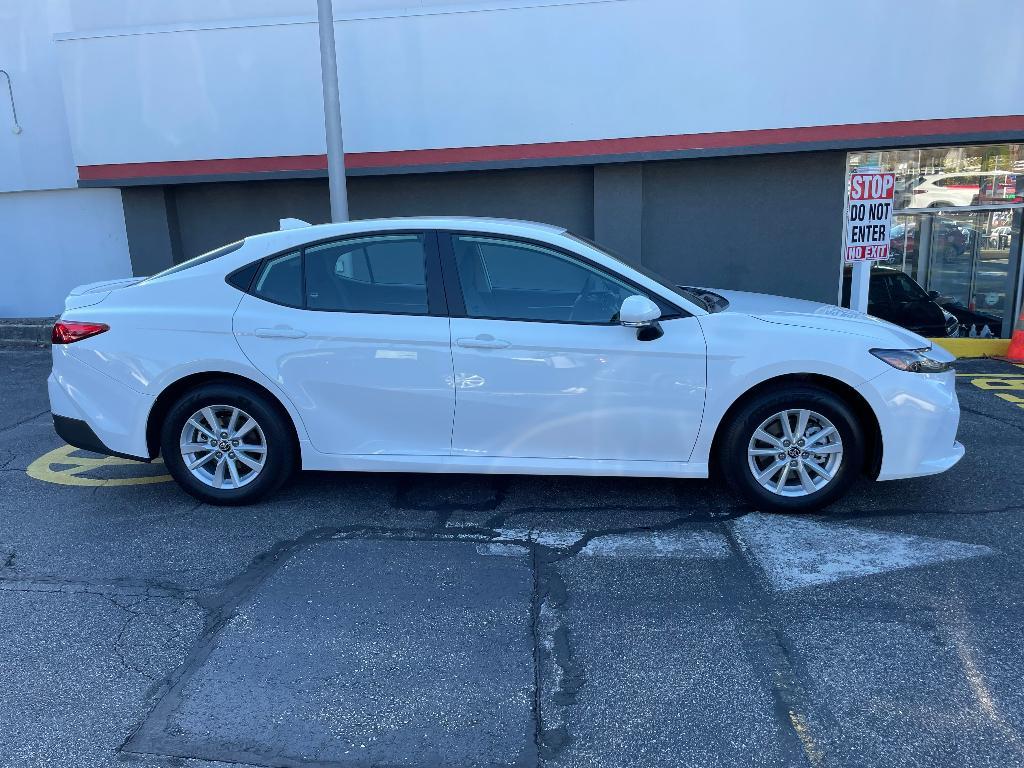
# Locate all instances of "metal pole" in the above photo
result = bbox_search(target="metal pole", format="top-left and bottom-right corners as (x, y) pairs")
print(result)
(316, 0), (350, 222)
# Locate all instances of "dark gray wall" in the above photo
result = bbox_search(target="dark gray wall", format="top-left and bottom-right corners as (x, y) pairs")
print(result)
(593, 163), (643, 264)
(640, 151), (847, 302)
(128, 153), (846, 304)
(121, 187), (182, 275)
(173, 179), (332, 260)
(348, 166), (594, 236)
(163, 166), (593, 262)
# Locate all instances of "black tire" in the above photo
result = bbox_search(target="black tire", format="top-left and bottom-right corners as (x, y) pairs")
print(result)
(160, 382), (296, 506)
(717, 385), (864, 513)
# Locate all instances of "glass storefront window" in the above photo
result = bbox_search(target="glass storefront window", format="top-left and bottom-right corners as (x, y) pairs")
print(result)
(848, 143), (1024, 211)
(845, 143), (1023, 339)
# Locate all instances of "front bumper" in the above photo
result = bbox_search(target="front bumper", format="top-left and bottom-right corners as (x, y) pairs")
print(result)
(856, 367), (964, 481)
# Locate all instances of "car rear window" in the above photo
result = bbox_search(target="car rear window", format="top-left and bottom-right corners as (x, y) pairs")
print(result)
(141, 240), (244, 282)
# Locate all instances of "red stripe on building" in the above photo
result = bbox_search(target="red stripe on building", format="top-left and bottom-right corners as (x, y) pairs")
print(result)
(77, 115), (1024, 182)
(77, 154), (328, 181)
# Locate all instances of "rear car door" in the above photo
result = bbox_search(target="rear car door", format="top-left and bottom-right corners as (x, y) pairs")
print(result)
(232, 231), (454, 456)
(442, 232), (706, 462)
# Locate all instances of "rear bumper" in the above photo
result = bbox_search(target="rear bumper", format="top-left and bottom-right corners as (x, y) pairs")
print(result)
(52, 414), (150, 462)
(48, 347), (153, 460)
(857, 368), (964, 481)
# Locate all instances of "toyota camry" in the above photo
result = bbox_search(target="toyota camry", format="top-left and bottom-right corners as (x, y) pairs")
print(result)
(47, 217), (963, 511)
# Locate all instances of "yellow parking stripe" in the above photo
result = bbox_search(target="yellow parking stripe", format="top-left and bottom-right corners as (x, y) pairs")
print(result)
(26, 444), (172, 487)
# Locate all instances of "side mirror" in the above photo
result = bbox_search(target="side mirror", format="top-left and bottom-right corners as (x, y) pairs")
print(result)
(619, 295), (661, 327)
(927, 290), (941, 300)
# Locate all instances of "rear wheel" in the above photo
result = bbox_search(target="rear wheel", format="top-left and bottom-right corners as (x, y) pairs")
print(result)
(718, 386), (864, 513)
(160, 383), (295, 505)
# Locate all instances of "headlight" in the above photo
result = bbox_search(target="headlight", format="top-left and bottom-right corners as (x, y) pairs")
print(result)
(870, 347), (952, 373)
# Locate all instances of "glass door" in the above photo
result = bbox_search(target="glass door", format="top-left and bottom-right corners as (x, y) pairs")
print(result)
(926, 209), (1016, 337)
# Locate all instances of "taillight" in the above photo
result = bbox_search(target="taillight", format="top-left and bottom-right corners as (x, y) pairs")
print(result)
(51, 321), (109, 344)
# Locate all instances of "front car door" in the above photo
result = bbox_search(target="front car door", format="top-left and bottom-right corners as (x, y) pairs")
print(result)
(232, 231), (454, 456)
(442, 232), (706, 462)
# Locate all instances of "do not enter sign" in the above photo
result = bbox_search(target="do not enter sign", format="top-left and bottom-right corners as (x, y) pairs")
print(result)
(845, 172), (895, 262)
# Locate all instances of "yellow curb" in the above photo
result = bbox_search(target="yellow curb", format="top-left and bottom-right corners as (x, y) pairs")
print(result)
(928, 338), (1011, 359)
(26, 444), (172, 487)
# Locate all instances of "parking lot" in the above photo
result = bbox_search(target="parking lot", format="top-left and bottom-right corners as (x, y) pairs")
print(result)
(2, 346), (1024, 768)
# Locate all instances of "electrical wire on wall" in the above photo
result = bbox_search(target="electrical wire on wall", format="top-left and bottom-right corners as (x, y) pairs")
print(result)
(1, 69), (22, 134)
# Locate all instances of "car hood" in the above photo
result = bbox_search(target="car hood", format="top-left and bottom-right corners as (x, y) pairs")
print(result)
(702, 288), (931, 347)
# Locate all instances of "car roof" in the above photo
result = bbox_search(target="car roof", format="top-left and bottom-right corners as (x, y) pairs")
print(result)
(242, 216), (569, 251)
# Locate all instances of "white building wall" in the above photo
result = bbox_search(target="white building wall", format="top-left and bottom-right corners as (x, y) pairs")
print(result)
(0, 187), (130, 317)
(0, 0), (132, 317)
(49, 0), (1024, 168)
(0, 0), (77, 192)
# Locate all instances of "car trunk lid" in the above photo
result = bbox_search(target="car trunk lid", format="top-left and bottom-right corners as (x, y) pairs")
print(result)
(64, 277), (145, 312)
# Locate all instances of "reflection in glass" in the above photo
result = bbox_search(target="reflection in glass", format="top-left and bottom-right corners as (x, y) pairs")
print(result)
(880, 210), (1012, 336)
(848, 143), (1024, 211)
(846, 143), (1022, 339)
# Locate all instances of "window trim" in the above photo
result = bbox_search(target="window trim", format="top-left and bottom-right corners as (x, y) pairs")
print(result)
(232, 230), (448, 317)
(437, 230), (688, 325)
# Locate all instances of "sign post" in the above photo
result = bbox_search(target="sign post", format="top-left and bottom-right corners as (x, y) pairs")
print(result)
(844, 172), (895, 313)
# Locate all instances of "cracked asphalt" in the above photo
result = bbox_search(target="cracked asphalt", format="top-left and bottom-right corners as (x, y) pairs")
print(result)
(1, 346), (1024, 768)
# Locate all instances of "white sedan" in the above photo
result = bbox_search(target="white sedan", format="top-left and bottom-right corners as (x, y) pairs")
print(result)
(48, 217), (963, 512)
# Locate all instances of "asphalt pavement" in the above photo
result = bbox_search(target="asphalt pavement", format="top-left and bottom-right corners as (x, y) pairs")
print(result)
(1, 346), (1023, 768)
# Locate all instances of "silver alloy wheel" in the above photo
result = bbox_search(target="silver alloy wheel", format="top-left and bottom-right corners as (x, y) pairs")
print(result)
(746, 409), (843, 498)
(179, 405), (267, 490)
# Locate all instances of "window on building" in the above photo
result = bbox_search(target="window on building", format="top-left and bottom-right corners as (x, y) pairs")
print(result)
(847, 143), (1024, 211)
(846, 143), (1023, 339)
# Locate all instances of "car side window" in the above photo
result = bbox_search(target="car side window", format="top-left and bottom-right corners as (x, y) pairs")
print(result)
(304, 234), (429, 314)
(451, 235), (637, 323)
(253, 251), (302, 307)
(887, 273), (928, 303)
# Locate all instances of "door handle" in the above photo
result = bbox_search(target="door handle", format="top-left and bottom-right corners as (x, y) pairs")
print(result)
(456, 335), (510, 349)
(254, 327), (307, 339)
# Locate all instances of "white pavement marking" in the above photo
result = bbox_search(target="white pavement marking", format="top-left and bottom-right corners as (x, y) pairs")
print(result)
(730, 513), (995, 592)
(478, 528), (731, 559)
(476, 543), (531, 557)
(578, 530), (731, 559)
(496, 527), (588, 548)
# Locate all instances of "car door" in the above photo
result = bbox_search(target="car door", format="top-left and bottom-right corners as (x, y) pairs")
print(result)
(442, 232), (706, 462)
(232, 231), (454, 456)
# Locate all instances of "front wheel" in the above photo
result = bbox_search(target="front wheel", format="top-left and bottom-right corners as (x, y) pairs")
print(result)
(717, 386), (864, 513)
(160, 383), (296, 506)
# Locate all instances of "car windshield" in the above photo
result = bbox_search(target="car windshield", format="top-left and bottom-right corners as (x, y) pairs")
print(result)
(562, 232), (711, 311)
